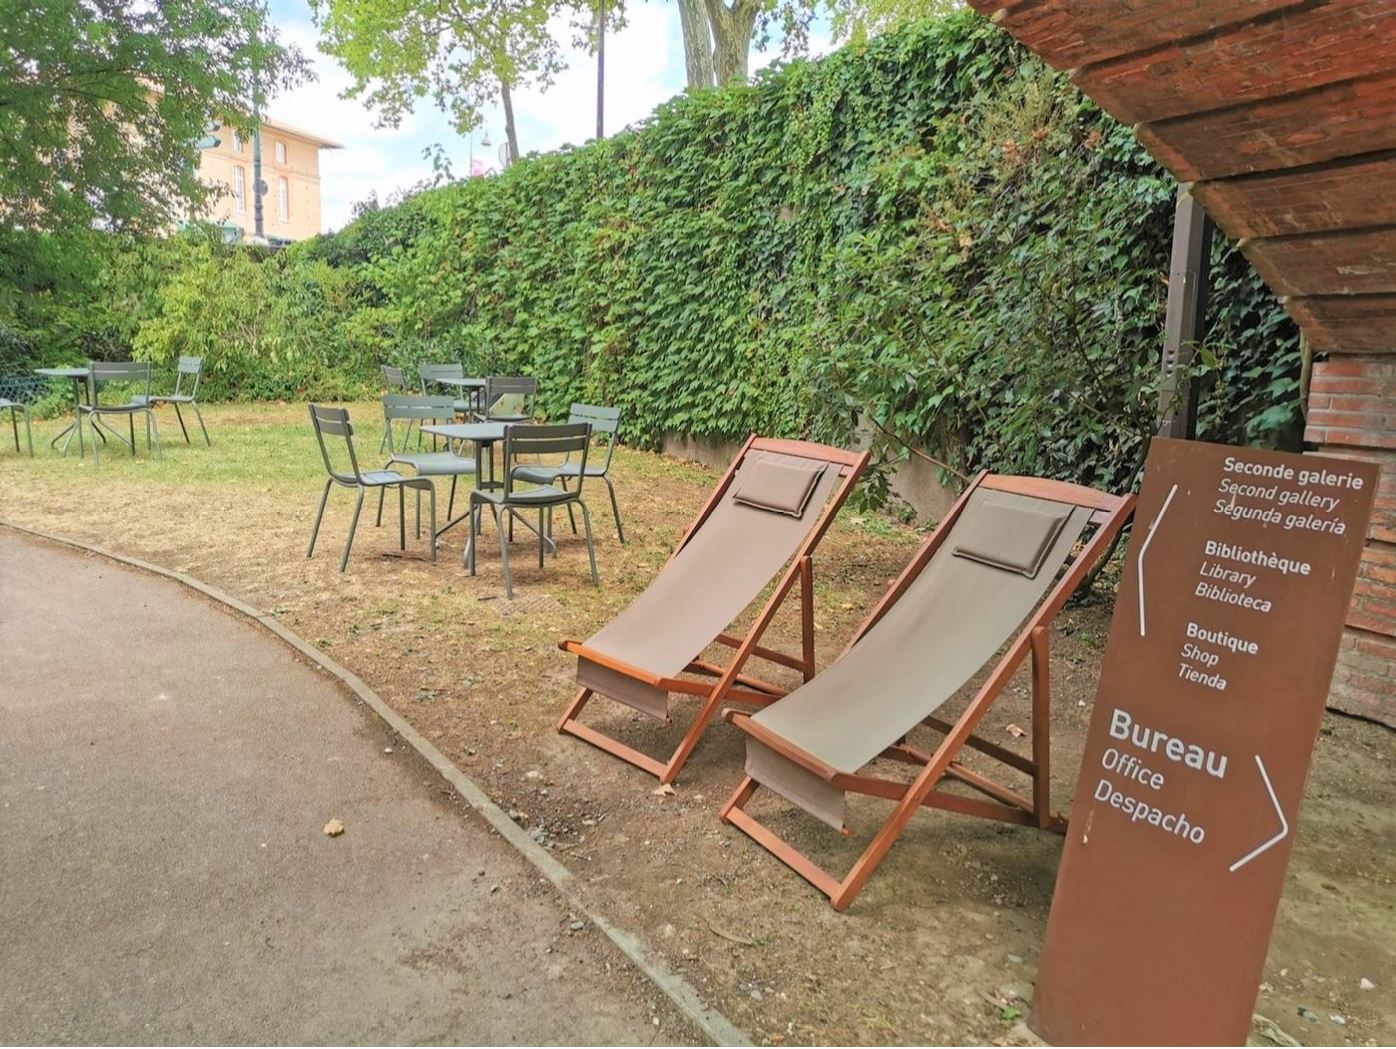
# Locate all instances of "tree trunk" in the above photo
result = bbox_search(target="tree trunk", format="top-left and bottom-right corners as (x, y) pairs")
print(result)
(704, 0), (758, 84)
(500, 78), (519, 166)
(676, 0), (715, 89)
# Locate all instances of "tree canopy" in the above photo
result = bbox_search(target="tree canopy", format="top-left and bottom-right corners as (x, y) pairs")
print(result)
(310, 0), (594, 166)
(0, 0), (307, 239)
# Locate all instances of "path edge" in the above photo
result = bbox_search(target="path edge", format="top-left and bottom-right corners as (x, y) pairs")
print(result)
(1, 520), (750, 1048)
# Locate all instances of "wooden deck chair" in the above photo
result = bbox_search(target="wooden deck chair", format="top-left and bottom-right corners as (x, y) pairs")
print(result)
(719, 472), (1135, 911)
(556, 435), (869, 785)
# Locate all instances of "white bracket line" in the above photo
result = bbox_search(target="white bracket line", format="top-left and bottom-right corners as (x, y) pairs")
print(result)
(1136, 482), (1179, 637)
(1229, 754), (1289, 873)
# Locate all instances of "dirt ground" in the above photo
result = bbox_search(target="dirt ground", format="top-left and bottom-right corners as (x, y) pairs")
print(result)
(1, 401), (1392, 1046)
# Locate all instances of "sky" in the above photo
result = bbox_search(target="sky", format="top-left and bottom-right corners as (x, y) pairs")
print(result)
(264, 0), (832, 232)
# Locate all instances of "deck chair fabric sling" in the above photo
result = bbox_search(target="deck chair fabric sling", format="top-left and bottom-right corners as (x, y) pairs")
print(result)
(557, 435), (869, 785)
(720, 472), (1135, 911)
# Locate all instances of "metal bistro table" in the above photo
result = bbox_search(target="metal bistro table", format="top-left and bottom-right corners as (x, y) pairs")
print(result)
(426, 375), (487, 417)
(419, 421), (557, 563)
(36, 365), (151, 457)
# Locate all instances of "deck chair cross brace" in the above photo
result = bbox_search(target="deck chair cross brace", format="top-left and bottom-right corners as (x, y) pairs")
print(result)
(718, 471), (1135, 911)
(557, 435), (869, 785)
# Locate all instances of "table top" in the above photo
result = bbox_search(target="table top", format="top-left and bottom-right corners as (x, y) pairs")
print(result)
(428, 376), (486, 389)
(34, 367), (89, 378)
(421, 422), (509, 442)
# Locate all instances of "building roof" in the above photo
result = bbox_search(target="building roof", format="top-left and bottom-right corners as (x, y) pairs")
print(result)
(260, 115), (344, 150)
(968, 0), (1396, 352)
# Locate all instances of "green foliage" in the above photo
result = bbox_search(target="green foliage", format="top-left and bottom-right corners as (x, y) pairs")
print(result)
(2, 14), (1302, 500)
(132, 241), (383, 401)
(0, 0), (306, 239)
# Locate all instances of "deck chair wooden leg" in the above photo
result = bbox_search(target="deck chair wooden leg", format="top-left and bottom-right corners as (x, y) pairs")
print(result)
(557, 687), (594, 731)
(1030, 626), (1052, 829)
(721, 778), (845, 901)
(799, 556), (816, 681)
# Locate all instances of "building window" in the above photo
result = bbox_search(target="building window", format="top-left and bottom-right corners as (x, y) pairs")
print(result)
(277, 176), (289, 222)
(233, 166), (246, 213)
(232, 130), (243, 153)
(274, 140), (286, 164)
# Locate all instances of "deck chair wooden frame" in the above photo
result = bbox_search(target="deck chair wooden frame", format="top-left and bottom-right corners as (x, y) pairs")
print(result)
(718, 472), (1135, 911)
(557, 435), (869, 785)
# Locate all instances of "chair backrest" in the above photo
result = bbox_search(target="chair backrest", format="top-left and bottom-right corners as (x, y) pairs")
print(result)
(88, 360), (152, 405)
(381, 394), (457, 453)
(173, 356), (203, 398)
(308, 403), (363, 484)
(503, 422), (590, 498)
(418, 361), (464, 391)
(486, 375), (537, 418)
(380, 364), (411, 392)
(568, 403), (621, 471)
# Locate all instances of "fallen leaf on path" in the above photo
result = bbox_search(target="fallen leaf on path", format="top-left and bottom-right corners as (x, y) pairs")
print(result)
(706, 919), (758, 947)
(652, 783), (676, 797)
(323, 819), (345, 837)
(1005, 723), (1026, 739)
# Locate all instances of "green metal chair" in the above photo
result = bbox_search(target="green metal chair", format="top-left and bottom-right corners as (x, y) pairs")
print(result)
(467, 422), (598, 599)
(379, 364), (415, 451)
(135, 356), (209, 446)
(78, 361), (162, 464)
(307, 404), (437, 572)
(511, 403), (625, 542)
(481, 376), (537, 423)
(376, 394), (478, 527)
(0, 398), (33, 457)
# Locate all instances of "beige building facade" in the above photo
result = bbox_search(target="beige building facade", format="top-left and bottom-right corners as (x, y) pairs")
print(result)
(197, 117), (342, 243)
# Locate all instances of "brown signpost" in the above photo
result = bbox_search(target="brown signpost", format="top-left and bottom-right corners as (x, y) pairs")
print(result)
(1031, 437), (1379, 1046)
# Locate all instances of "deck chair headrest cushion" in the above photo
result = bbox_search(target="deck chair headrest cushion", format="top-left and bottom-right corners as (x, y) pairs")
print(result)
(732, 456), (829, 518)
(952, 496), (1071, 579)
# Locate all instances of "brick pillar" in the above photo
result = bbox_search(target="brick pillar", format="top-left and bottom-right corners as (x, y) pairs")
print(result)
(1304, 356), (1396, 726)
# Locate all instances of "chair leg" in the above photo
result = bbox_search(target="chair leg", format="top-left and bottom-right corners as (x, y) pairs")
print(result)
(90, 413), (100, 465)
(415, 487), (421, 539)
(173, 403), (191, 444)
(340, 487), (365, 572)
(604, 475), (625, 543)
(465, 502), (478, 573)
(428, 485), (438, 562)
(128, 413), (135, 454)
(192, 402), (210, 446)
(493, 504), (513, 598)
(23, 408), (33, 457)
(308, 479), (332, 558)
(447, 475), (457, 520)
(561, 478), (578, 535)
(398, 485), (406, 550)
(578, 500), (599, 586)
(538, 509), (545, 568)
(148, 410), (162, 460)
(376, 485), (386, 527)
(9, 408), (18, 454)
